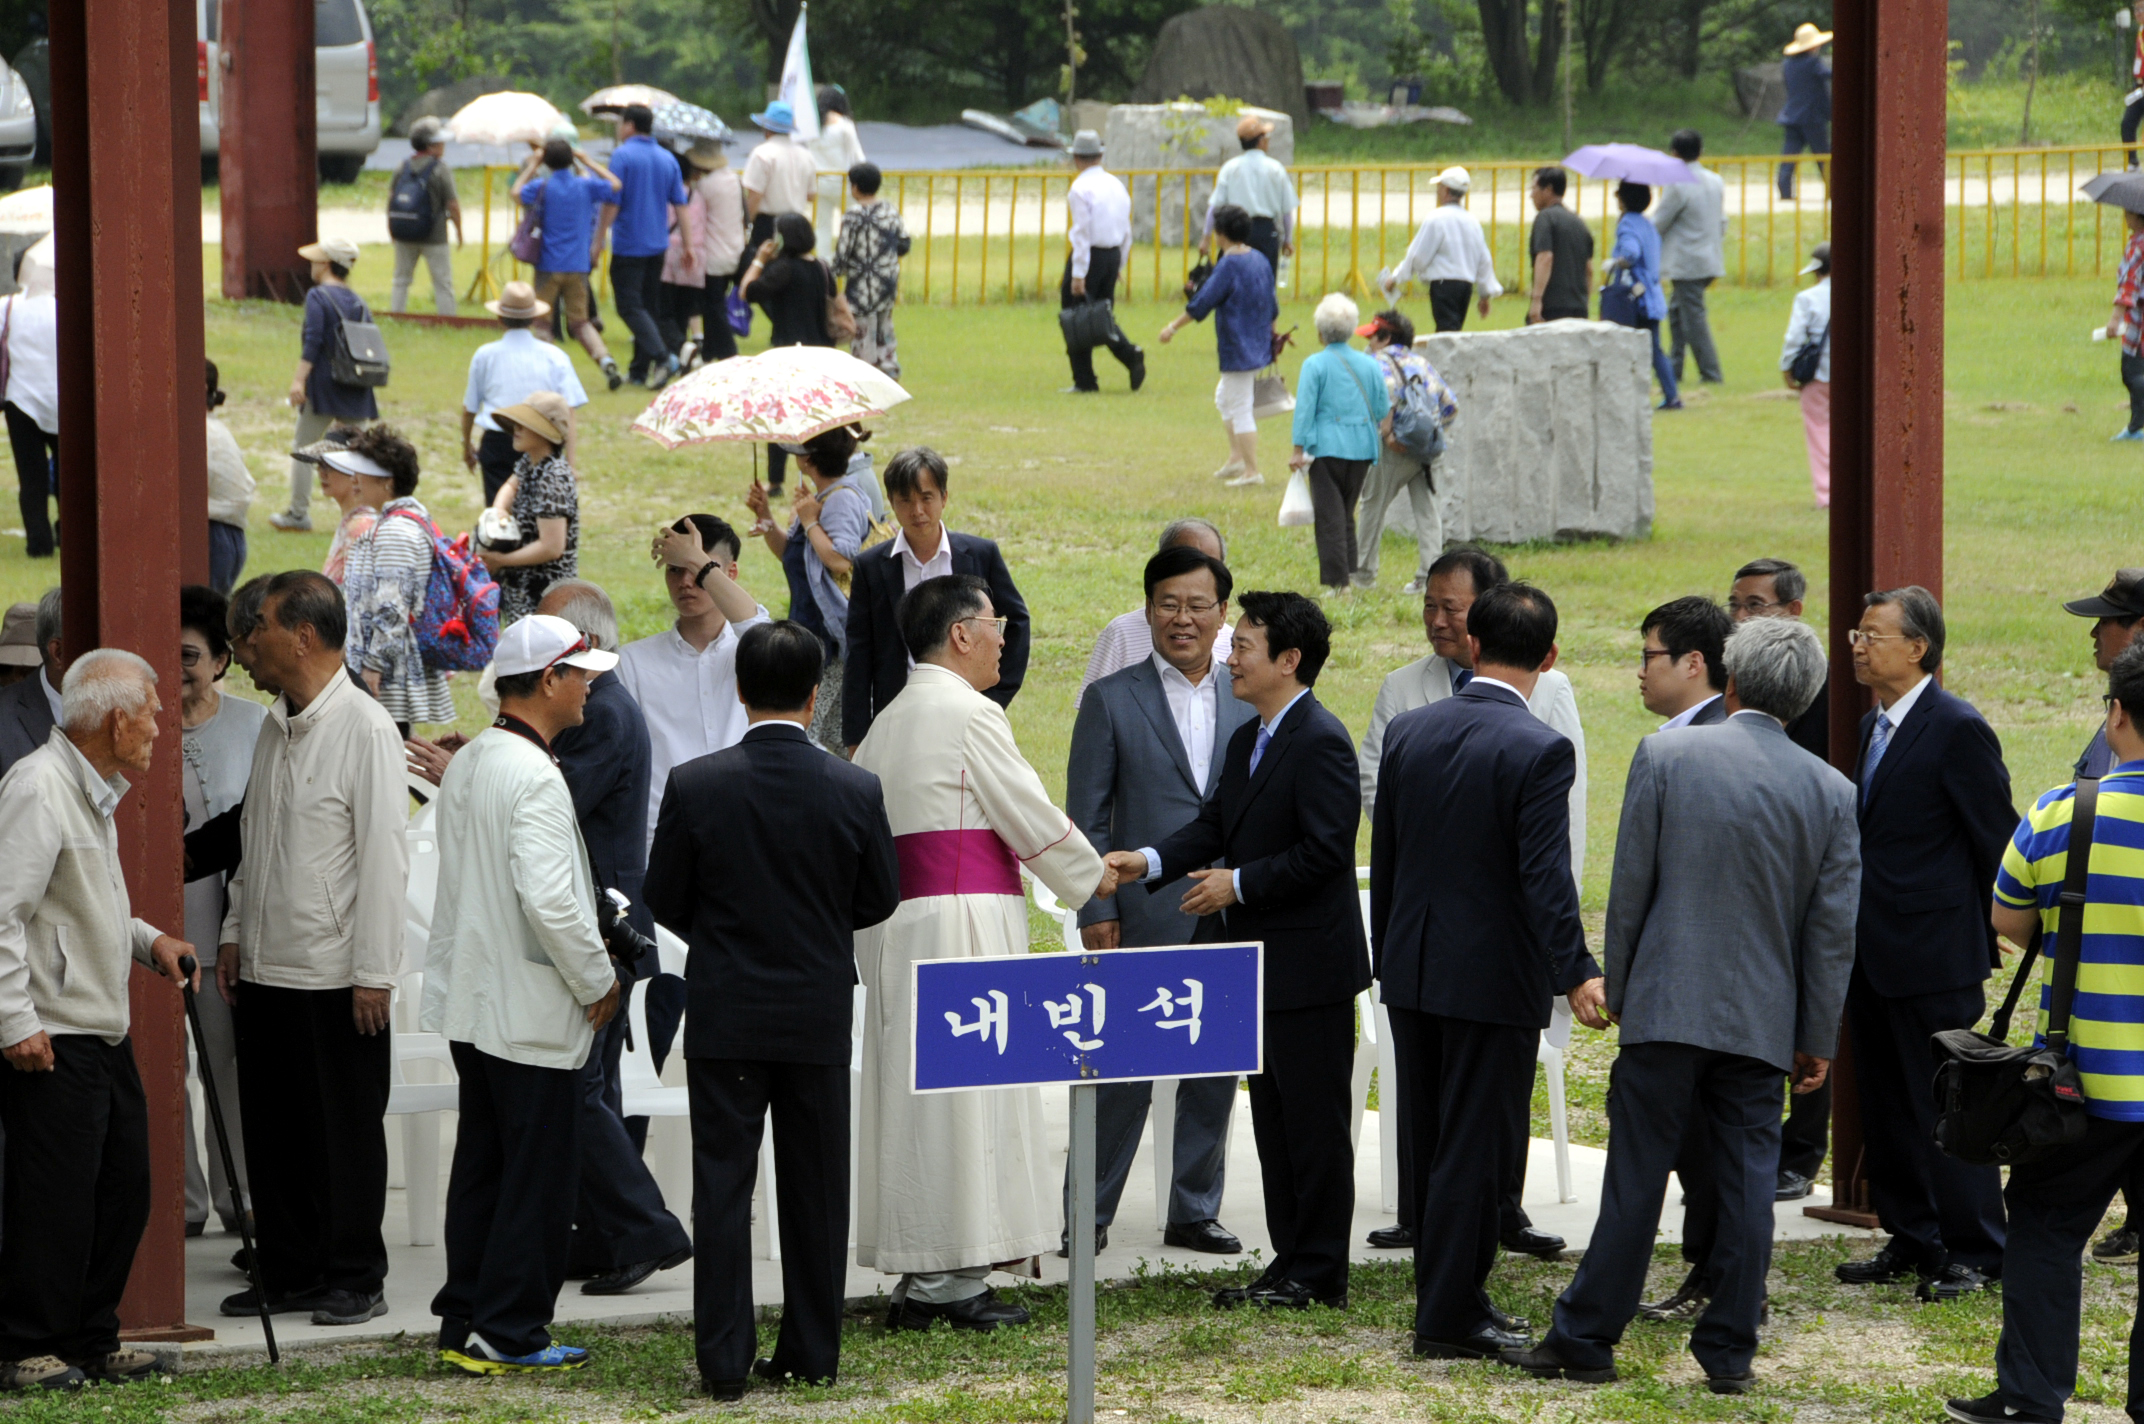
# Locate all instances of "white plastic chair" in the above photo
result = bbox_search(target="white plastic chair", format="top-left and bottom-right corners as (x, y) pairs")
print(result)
(387, 807), (458, 1245)
(1029, 874), (1084, 953)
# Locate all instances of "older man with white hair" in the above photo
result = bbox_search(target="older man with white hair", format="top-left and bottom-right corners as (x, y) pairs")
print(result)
(0, 649), (195, 1392)
(1384, 166), (1503, 332)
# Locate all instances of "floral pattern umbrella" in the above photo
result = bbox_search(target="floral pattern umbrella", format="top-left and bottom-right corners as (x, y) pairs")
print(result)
(630, 346), (912, 449)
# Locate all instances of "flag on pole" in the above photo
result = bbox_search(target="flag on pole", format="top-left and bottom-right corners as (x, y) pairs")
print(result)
(779, 6), (821, 141)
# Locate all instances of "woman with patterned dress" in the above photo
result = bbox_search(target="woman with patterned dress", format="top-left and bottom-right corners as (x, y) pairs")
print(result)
(335, 425), (455, 732)
(478, 395), (579, 625)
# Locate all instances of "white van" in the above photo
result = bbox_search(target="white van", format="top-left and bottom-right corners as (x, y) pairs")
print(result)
(199, 0), (383, 183)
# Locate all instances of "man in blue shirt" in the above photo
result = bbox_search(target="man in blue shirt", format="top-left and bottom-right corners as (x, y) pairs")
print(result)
(605, 104), (689, 390)
(461, 281), (590, 504)
(512, 139), (624, 391)
(1778, 24), (1832, 200)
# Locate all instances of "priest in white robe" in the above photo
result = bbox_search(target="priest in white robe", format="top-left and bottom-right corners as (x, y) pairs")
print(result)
(853, 573), (1115, 1331)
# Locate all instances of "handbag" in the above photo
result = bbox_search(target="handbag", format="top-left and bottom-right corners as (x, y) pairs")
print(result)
(826, 485), (898, 596)
(1058, 297), (1119, 353)
(1277, 469), (1315, 527)
(727, 287), (753, 337)
(1930, 776), (2098, 1167)
(1789, 320), (1830, 385)
(508, 174), (546, 266)
(1597, 268), (1642, 327)
(1251, 367), (1293, 421)
(1182, 256), (1214, 302)
(820, 259), (859, 344)
(324, 289), (390, 389)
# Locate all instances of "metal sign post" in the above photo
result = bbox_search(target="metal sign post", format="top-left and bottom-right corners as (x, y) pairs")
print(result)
(912, 942), (1264, 1424)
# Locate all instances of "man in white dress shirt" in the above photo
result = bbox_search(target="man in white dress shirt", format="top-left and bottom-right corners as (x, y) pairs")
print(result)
(1638, 596), (1732, 731)
(1357, 546), (1584, 1262)
(1060, 130), (1145, 394)
(1076, 519), (1234, 707)
(1203, 116), (1297, 275)
(1383, 166), (1503, 333)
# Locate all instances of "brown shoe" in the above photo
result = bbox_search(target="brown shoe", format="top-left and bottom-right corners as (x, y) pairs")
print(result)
(79, 1349), (156, 1384)
(0, 1355), (86, 1391)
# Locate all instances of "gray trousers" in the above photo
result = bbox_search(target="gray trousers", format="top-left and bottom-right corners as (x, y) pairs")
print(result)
(285, 408), (336, 523)
(1352, 448), (1440, 586)
(892, 1266), (991, 1305)
(1061, 1076), (1235, 1233)
(391, 240), (457, 316)
(1667, 277), (1723, 384)
(182, 962), (249, 1229)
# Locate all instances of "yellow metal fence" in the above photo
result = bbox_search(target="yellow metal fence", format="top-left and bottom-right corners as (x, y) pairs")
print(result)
(464, 144), (2141, 308)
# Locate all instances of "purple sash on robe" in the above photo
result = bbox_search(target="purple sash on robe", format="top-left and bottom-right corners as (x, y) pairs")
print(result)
(894, 829), (1023, 900)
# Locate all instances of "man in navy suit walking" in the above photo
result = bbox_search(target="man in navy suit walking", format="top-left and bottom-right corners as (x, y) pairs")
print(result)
(1833, 586), (2017, 1301)
(1369, 582), (1607, 1360)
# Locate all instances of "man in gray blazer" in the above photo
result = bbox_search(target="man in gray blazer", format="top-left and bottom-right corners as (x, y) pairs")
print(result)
(1651, 130), (1728, 386)
(1503, 617), (1859, 1393)
(1063, 544), (1257, 1256)
(0, 586), (63, 778)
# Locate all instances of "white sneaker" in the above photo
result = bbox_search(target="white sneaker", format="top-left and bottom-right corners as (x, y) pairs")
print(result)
(1212, 459), (1246, 480)
(1400, 577), (1428, 595)
(1224, 470), (1265, 487)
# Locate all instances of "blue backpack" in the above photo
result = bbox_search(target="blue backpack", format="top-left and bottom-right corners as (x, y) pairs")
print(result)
(383, 509), (500, 673)
(387, 159), (436, 243)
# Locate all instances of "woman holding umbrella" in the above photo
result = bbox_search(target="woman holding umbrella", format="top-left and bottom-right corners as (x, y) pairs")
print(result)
(739, 214), (836, 493)
(1603, 181), (1680, 411)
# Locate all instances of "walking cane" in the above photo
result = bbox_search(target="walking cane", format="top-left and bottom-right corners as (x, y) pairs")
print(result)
(177, 955), (278, 1363)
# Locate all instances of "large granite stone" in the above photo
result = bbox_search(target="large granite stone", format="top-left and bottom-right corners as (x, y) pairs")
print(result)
(1128, 6), (1309, 127)
(1375, 321), (1655, 546)
(1105, 103), (1293, 246)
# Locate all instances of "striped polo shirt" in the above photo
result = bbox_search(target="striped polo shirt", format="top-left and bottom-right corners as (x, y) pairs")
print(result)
(1993, 762), (2144, 1120)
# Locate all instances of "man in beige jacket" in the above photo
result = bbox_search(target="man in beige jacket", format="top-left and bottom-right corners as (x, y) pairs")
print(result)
(217, 571), (409, 1328)
(0, 650), (194, 1392)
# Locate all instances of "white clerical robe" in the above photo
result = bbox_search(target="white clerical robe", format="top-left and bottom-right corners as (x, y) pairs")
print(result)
(853, 663), (1106, 1275)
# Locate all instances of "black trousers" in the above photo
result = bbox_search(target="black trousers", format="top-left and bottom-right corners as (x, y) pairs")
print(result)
(0, 1035), (149, 1362)
(2127, 96), (2144, 169)
(1245, 217), (1281, 277)
(1391, 1008), (1535, 1341)
(1308, 457), (1368, 589)
(1778, 121), (1830, 198)
(1780, 1076), (1830, 1180)
(689, 1057), (849, 1387)
(658, 278), (739, 361)
(1394, 1063), (1536, 1238)
(234, 983), (390, 1297)
(1675, 1077), (1822, 1283)
(1545, 1042), (1781, 1378)
(1059, 245), (1140, 390)
(610, 252), (669, 381)
(476, 425), (519, 507)
(1993, 1115), (2144, 1420)
(570, 1012), (690, 1274)
(1245, 1001), (1355, 1298)
(1847, 966), (2007, 1272)
(433, 1042), (580, 1358)
(4, 401), (54, 557)
(2123, 352), (2144, 436)
(1427, 279), (1473, 333)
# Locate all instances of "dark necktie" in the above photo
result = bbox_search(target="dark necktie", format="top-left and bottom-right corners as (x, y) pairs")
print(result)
(1451, 666), (1474, 694)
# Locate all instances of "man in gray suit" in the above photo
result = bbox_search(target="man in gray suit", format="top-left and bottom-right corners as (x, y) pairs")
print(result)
(1651, 130), (1728, 386)
(1063, 544), (1256, 1256)
(1502, 617), (1859, 1392)
(0, 586), (64, 777)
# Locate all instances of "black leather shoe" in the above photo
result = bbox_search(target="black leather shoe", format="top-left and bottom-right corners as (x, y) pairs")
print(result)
(1500, 1226), (1566, 1259)
(1918, 1263), (1996, 1303)
(1129, 353), (1148, 391)
(582, 1245), (693, 1295)
(1944, 1391), (2059, 1424)
(1496, 1341), (1617, 1383)
(1248, 1278), (1346, 1310)
(1054, 1226), (1108, 1258)
(1366, 1224), (1415, 1249)
(1163, 1219), (1241, 1254)
(751, 1357), (830, 1387)
(1212, 1273), (1278, 1309)
(219, 1284), (332, 1317)
(1414, 1324), (1528, 1360)
(1775, 1170), (1815, 1201)
(1639, 1271), (1709, 1322)
(1707, 1370), (1756, 1395)
(1836, 1242), (1921, 1285)
(311, 1288), (387, 1325)
(702, 1377), (746, 1401)
(888, 1287), (1030, 1332)
(1488, 1304), (1530, 1335)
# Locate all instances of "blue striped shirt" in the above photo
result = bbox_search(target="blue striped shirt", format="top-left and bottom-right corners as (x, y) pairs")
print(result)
(1993, 761), (2144, 1120)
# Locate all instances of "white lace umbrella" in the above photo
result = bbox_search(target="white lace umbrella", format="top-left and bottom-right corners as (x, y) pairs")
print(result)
(579, 84), (682, 115)
(444, 91), (566, 147)
(630, 346), (911, 449)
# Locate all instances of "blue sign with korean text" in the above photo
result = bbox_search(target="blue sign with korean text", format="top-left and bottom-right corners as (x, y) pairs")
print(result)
(911, 943), (1262, 1093)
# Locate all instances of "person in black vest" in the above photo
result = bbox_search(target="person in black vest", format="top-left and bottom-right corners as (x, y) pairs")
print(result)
(1103, 590), (1367, 1312)
(646, 621), (900, 1400)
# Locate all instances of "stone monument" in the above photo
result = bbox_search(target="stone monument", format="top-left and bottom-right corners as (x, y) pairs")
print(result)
(1129, 7), (1309, 127)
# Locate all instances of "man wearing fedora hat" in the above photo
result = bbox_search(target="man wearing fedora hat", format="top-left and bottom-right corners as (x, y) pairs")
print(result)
(0, 602), (39, 690)
(1384, 167), (1502, 333)
(1061, 130), (1144, 394)
(743, 101), (817, 259)
(462, 282), (588, 506)
(1778, 24), (1832, 201)
(1204, 116), (1296, 277)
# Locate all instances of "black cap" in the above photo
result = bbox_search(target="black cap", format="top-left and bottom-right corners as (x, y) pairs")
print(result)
(2064, 569), (2144, 619)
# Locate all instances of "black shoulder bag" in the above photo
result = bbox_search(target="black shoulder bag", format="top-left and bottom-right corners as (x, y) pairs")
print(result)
(1930, 777), (2096, 1166)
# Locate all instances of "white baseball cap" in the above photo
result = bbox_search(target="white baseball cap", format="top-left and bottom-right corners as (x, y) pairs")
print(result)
(1435, 165), (1471, 193)
(493, 613), (620, 679)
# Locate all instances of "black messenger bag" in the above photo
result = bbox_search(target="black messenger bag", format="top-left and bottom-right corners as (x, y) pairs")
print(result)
(1930, 776), (2097, 1167)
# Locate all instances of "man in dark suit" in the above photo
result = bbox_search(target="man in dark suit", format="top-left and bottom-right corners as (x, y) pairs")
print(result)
(646, 621), (900, 1400)
(1502, 617), (1860, 1391)
(1104, 590), (1367, 1312)
(841, 446), (1029, 751)
(0, 586), (62, 777)
(1065, 545), (1257, 1257)
(1833, 586), (2018, 1301)
(1368, 581), (1604, 1361)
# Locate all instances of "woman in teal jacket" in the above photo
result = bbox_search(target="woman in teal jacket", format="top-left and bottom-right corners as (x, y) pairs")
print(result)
(1290, 292), (1390, 594)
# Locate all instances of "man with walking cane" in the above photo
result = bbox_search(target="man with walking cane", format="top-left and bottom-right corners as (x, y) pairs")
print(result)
(0, 650), (198, 1392)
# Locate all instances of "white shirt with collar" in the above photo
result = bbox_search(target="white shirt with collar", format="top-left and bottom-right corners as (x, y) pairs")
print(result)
(39, 666), (59, 727)
(1137, 685), (1311, 905)
(1659, 692), (1724, 731)
(892, 524), (954, 591)
(1878, 672), (1933, 725)
(1067, 165), (1132, 279)
(1463, 673), (1526, 703)
(616, 608), (774, 847)
(1391, 200), (1504, 295)
(1152, 650), (1221, 783)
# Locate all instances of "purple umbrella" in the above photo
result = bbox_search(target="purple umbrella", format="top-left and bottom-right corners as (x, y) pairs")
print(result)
(1560, 143), (1697, 185)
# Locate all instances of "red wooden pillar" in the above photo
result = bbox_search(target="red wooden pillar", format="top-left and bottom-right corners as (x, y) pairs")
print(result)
(51, 0), (213, 1339)
(219, 0), (316, 301)
(1806, 0), (1949, 1232)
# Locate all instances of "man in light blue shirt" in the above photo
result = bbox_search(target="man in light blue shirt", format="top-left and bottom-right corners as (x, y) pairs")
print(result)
(603, 104), (689, 390)
(460, 281), (590, 504)
(1203, 116), (1297, 276)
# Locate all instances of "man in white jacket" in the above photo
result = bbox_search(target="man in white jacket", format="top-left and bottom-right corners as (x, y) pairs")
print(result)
(423, 615), (620, 1375)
